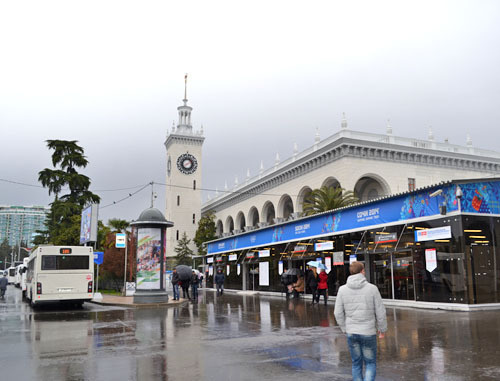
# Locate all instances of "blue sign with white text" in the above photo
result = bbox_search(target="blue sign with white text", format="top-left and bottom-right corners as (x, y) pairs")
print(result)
(94, 251), (104, 265)
(207, 180), (500, 255)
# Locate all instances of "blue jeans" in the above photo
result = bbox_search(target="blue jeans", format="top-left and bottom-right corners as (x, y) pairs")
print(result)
(192, 284), (198, 299)
(172, 284), (179, 300)
(347, 334), (377, 381)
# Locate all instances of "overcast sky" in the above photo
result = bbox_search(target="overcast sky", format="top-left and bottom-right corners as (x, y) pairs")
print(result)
(1, 0), (499, 224)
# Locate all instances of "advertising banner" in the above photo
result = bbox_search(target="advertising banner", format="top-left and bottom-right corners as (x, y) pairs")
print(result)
(136, 228), (162, 290)
(278, 260), (284, 275)
(80, 204), (99, 244)
(209, 266), (213, 276)
(207, 181), (500, 255)
(425, 249), (438, 272)
(207, 257), (213, 264)
(229, 254), (238, 261)
(314, 241), (334, 251)
(415, 226), (452, 242)
(375, 232), (398, 243)
(227, 264), (230, 276)
(333, 251), (344, 265)
(349, 255), (357, 264)
(259, 249), (270, 258)
(259, 261), (269, 286)
(237, 263), (241, 275)
(325, 256), (332, 273)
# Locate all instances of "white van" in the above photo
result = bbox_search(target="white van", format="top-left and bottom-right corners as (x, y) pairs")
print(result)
(25, 246), (94, 307)
(15, 264), (24, 287)
(7, 266), (16, 284)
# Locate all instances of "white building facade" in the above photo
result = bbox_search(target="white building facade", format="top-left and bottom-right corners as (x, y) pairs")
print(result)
(202, 119), (500, 237)
(164, 77), (204, 257)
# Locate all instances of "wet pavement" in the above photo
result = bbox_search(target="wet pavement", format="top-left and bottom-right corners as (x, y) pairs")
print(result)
(1, 287), (500, 381)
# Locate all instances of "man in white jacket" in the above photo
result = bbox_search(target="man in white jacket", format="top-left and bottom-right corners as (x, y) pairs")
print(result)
(334, 261), (387, 381)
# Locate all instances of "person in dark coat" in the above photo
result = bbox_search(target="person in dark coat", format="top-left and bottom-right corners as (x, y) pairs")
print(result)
(181, 277), (191, 300)
(214, 268), (225, 295)
(307, 267), (319, 304)
(0, 272), (8, 299)
(171, 269), (180, 301)
(191, 271), (199, 300)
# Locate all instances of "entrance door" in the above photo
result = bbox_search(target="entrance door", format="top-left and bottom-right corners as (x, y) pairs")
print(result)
(393, 251), (414, 300)
(472, 245), (496, 303)
(371, 253), (392, 299)
(248, 264), (259, 291)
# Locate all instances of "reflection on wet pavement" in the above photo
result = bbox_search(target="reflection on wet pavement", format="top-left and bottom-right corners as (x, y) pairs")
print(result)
(1, 287), (500, 380)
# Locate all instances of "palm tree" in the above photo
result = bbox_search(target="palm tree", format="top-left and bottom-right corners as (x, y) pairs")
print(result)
(108, 219), (130, 233)
(303, 186), (358, 216)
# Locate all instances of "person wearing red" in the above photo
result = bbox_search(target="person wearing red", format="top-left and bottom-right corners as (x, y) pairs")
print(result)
(317, 269), (329, 305)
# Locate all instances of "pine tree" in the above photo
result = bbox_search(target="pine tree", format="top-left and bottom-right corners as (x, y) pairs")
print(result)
(174, 232), (194, 266)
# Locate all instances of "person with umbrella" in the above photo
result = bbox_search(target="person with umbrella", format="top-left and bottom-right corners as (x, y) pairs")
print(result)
(306, 261), (321, 304)
(171, 268), (180, 301)
(176, 265), (193, 300)
(215, 268), (225, 296)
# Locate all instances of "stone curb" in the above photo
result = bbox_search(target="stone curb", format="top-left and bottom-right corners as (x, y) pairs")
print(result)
(89, 299), (190, 309)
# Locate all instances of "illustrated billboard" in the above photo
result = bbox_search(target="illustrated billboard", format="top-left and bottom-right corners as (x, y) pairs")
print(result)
(136, 228), (162, 290)
(80, 204), (99, 244)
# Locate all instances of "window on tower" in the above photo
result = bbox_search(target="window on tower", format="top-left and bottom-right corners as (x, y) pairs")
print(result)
(177, 195), (180, 206)
(176, 230), (179, 240)
(193, 180), (196, 190)
(193, 213), (196, 224)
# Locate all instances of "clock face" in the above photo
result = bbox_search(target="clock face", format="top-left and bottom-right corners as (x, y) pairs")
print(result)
(177, 153), (198, 174)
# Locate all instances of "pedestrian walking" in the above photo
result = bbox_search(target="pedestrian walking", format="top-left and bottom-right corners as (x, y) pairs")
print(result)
(214, 268), (225, 295)
(171, 268), (180, 301)
(334, 261), (387, 381)
(191, 270), (199, 300)
(181, 278), (191, 300)
(290, 275), (304, 299)
(0, 272), (8, 299)
(317, 268), (328, 305)
(307, 267), (319, 304)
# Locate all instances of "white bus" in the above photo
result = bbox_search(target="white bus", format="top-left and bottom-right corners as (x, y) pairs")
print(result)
(7, 266), (16, 284)
(25, 246), (94, 307)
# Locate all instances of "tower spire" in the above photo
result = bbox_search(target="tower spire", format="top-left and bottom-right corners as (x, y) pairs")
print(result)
(184, 73), (188, 102)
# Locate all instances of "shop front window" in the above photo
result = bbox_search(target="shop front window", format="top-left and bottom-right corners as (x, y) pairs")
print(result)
(413, 217), (468, 303)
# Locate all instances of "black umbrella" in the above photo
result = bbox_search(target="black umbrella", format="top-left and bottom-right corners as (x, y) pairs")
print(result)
(175, 265), (192, 281)
(285, 268), (302, 276)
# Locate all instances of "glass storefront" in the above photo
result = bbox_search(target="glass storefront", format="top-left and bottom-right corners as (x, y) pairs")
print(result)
(204, 215), (500, 305)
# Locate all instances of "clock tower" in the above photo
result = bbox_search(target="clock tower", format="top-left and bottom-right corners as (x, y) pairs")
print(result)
(164, 75), (205, 260)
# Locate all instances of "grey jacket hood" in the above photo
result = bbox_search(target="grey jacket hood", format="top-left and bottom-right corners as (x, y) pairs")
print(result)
(346, 273), (367, 290)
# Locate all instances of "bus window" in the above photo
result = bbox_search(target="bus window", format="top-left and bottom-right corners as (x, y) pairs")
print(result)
(41, 256), (89, 270)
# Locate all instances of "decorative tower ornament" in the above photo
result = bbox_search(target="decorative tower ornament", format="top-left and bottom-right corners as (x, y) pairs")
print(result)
(293, 142), (298, 161)
(341, 112), (348, 129)
(428, 127), (434, 141)
(215, 187), (219, 196)
(314, 128), (320, 150)
(259, 160), (264, 178)
(234, 175), (239, 187)
(386, 119), (393, 135)
(246, 168), (251, 184)
(224, 180), (228, 191)
(274, 152), (280, 169)
(466, 134), (472, 146)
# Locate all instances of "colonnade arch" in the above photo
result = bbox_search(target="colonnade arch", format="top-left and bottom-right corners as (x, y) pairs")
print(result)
(216, 220), (223, 237)
(261, 201), (276, 224)
(321, 176), (341, 189)
(225, 216), (234, 233)
(248, 207), (260, 228)
(296, 186), (313, 214)
(354, 174), (391, 202)
(277, 194), (294, 220)
(235, 211), (246, 231)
